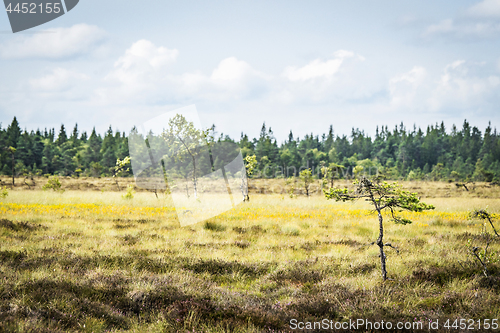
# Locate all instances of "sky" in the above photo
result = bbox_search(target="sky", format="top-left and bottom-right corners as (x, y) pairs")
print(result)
(1, 0), (500, 142)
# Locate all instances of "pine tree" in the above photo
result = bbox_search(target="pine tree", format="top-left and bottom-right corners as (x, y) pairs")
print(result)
(56, 125), (67, 146)
(6, 117), (21, 148)
(70, 124), (79, 145)
(101, 126), (117, 171)
(85, 128), (102, 168)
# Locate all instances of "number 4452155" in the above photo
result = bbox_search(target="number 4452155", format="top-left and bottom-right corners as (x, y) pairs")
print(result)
(6, 3), (61, 14)
(444, 319), (498, 330)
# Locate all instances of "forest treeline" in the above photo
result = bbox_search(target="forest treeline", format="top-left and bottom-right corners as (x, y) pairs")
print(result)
(1, 117), (499, 182)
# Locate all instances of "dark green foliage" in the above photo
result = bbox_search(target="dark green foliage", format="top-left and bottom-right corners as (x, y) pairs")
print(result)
(42, 176), (64, 192)
(203, 221), (226, 232)
(1, 117), (500, 180)
(238, 118), (500, 180)
(0, 119), (132, 178)
(0, 219), (44, 232)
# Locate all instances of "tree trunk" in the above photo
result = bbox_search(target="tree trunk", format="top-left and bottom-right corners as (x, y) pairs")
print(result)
(114, 174), (121, 191)
(240, 174), (246, 201)
(487, 216), (500, 237)
(221, 166), (234, 206)
(376, 210), (387, 280)
(11, 153), (15, 187)
(191, 155), (197, 199)
(241, 176), (249, 202)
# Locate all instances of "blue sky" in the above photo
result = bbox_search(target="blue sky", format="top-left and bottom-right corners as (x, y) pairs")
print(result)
(1, 0), (500, 141)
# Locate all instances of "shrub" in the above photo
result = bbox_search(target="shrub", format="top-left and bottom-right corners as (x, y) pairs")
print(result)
(0, 186), (8, 198)
(299, 169), (313, 197)
(282, 225), (300, 236)
(42, 176), (64, 192)
(203, 221), (226, 232)
(122, 184), (135, 199)
(285, 177), (297, 198)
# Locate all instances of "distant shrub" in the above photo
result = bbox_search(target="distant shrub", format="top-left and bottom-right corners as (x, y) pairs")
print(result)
(233, 240), (250, 249)
(0, 186), (8, 198)
(299, 169), (313, 197)
(203, 221), (226, 232)
(286, 177), (297, 198)
(282, 225), (300, 236)
(42, 176), (64, 192)
(122, 184), (135, 199)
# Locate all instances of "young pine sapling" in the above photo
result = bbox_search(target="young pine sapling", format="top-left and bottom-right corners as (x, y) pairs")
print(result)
(241, 155), (257, 202)
(470, 208), (499, 237)
(299, 169), (313, 197)
(324, 176), (435, 280)
(112, 156), (131, 191)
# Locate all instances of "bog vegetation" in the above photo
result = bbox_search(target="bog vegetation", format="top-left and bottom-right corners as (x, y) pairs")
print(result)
(2, 116), (500, 332)
(0, 178), (500, 332)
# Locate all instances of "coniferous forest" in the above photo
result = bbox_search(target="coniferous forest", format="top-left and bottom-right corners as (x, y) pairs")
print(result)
(1, 116), (500, 182)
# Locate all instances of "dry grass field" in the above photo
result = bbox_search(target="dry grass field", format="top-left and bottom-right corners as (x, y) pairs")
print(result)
(1, 177), (500, 332)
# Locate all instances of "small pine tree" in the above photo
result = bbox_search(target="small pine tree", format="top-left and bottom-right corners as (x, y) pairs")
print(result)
(0, 186), (8, 199)
(112, 156), (131, 191)
(324, 176), (434, 280)
(285, 177), (297, 198)
(42, 176), (64, 193)
(299, 169), (313, 197)
(242, 154), (257, 201)
(470, 208), (499, 237)
(122, 184), (135, 199)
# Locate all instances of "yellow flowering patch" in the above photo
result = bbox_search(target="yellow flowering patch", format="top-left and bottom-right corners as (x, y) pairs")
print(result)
(219, 206), (468, 224)
(0, 202), (176, 219)
(0, 201), (468, 225)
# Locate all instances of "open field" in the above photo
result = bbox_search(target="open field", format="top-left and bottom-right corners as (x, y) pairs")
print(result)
(1, 181), (500, 332)
(3, 176), (500, 198)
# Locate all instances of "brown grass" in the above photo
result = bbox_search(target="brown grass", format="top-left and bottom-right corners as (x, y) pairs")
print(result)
(0, 179), (499, 332)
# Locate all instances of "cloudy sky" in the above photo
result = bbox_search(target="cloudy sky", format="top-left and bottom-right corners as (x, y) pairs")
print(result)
(1, 0), (500, 141)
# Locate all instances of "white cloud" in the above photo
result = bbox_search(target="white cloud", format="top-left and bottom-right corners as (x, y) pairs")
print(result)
(424, 1), (500, 41)
(430, 60), (500, 111)
(29, 68), (89, 91)
(108, 39), (178, 85)
(20, 42), (497, 138)
(211, 57), (255, 81)
(284, 58), (343, 81)
(101, 40), (268, 104)
(99, 40), (179, 103)
(425, 19), (454, 35)
(0, 24), (106, 59)
(389, 66), (427, 108)
(467, 0), (500, 18)
(206, 57), (269, 99)
(276, 50), (372, 104)
(283, 50), (359, 82)
(385, 61), (500, 117)
(100, 46), (370, 106)
(424, 19), (500, 40)
(175, 57), (269, 101)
